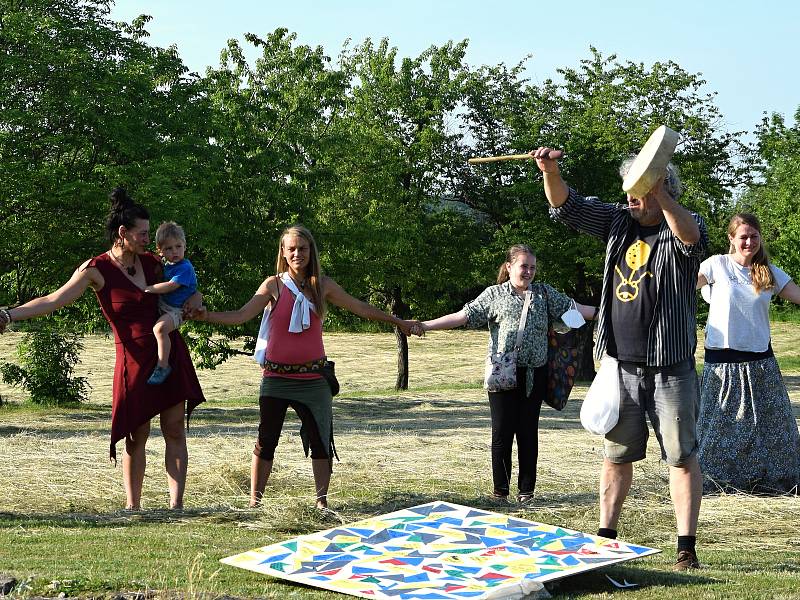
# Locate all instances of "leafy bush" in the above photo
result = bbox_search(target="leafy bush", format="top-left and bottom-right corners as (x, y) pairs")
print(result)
(0, 328), (89, 406)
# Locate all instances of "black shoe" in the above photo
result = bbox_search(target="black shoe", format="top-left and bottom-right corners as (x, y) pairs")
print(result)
(516, 492), (534, 505)
(487, 491), (509, 503)
(673, 549), (700, 571)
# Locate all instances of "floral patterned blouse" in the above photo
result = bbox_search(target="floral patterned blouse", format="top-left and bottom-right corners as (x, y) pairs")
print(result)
(463, 281), (572, 396)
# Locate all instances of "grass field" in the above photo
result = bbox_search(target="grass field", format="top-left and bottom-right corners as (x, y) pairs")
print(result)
(1, 326), (799, 599)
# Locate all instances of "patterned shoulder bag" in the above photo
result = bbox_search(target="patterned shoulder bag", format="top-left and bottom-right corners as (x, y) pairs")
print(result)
(483, 291), (532, 392)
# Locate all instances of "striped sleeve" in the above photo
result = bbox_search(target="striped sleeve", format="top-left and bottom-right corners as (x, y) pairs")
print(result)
(549, 188), (620, 241)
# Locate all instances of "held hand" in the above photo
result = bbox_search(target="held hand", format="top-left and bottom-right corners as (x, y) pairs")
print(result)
(186, 305), (208, 321)
(182, 291), (204, 318)
(530, 147), (564, 174)
(407, 320), (425, 337)
(396, 319), (414, 336)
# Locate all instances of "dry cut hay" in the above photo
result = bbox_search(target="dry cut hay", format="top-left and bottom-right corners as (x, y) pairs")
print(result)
(0, 330), (798, 556)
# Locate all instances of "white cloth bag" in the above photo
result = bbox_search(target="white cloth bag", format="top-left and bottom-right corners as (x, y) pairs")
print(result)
(580, 356), (620, 435)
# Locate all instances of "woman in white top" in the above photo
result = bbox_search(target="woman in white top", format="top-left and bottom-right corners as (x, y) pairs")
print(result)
(696, 213), (800, 493)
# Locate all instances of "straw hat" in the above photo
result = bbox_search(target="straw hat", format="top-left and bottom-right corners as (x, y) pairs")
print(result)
(622, 125), (680, 198)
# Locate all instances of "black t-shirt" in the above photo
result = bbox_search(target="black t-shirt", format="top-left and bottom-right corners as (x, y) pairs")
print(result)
(608, 223), (661, 362)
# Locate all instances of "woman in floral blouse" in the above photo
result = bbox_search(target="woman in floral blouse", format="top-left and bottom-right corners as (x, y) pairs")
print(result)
(419, 244), (596, 504)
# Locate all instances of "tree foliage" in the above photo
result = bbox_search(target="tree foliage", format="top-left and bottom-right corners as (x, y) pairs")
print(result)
(0, 0), (209, 329)
(739, 109), (800, 280)
(1, 3), (759, 392)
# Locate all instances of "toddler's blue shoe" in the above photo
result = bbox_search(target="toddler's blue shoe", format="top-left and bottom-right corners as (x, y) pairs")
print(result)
(147, 365), (172, 385)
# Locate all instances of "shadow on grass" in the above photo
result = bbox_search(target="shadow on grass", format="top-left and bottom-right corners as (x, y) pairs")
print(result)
(1, 391), (594, 440)
(335, 489), (602, 521)
(0, 505), (262, 529)
(334, 395), (588, 432)
(549, 563), (719, 596)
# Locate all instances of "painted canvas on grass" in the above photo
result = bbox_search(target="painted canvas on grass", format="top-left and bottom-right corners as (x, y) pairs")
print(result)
(221, 501), (659, 599)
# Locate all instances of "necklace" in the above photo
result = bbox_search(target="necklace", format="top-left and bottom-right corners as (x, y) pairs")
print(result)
(110, 249), (136, 276)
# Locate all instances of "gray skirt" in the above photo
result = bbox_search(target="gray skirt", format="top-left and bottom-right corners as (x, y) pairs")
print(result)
(260, 376), (336, 461)
(697, 356), (800, 494)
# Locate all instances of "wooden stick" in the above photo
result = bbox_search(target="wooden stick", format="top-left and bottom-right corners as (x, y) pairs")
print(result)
(467, 153), (532, 164)
(467, 150), (563, 164)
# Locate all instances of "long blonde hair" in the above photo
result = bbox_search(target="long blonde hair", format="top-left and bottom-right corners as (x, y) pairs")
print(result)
(496, 244), (536, 284)
(728, 213), (774, 294)
(276, 224), (326, 318)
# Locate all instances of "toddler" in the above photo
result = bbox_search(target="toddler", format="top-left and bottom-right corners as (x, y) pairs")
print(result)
(144, 221), (198, 385)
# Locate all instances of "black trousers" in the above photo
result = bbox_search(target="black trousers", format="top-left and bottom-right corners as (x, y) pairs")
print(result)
(254, 396), (328, 460)
(487, 365), (546, 496)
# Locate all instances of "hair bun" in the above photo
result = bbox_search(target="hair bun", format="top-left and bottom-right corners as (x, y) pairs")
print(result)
(109, 187), (132, 213)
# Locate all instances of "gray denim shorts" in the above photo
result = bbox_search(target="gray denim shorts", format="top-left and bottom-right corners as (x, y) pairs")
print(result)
(604, 359), (700, 466)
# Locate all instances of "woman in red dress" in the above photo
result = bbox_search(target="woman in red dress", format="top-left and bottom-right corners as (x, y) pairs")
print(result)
(0, 188), (205, 510)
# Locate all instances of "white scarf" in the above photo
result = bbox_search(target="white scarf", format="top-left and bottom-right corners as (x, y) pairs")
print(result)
(252, 273), (317, 365)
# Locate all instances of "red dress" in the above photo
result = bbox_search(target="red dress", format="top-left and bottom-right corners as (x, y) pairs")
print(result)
(85, 252), (205, 460)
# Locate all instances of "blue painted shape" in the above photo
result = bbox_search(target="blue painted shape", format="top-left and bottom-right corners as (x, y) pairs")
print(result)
(478, 536), (504, 547)
(363, 529), (393, 544)
(322, 528), (351, 540)
(459, 533), (485, 545)
(407, 504), (437, 516)
(625, 543), (656, 555)
(400, 572), (431, 583)
(506, 518), (537, 528)
(387, 528), (412, 539)
(258, 552), (291, 564)
(457, 527), (488, 535)
(390, 556), (425, 566)
(351, 566), (389, 575)
(314, 553), (358, 561)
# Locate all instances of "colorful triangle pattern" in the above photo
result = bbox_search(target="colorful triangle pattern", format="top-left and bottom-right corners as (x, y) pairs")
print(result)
(221, 501), (659, 599)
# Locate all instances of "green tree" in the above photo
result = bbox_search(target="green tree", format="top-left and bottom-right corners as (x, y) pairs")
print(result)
(740, 108), (800, 281)
(0, 0), (211, 330)
(319, 39), (484, 389)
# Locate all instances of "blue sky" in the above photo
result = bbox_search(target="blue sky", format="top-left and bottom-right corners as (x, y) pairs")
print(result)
(110, 0), (799, 136)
